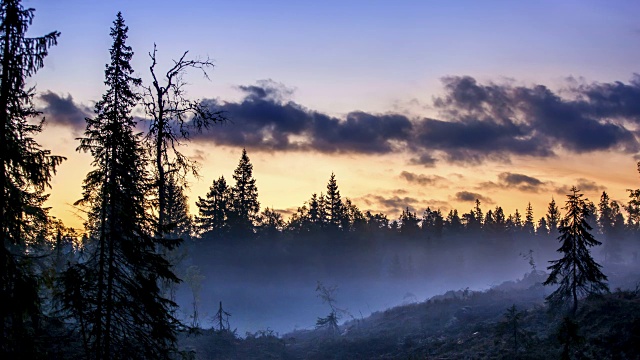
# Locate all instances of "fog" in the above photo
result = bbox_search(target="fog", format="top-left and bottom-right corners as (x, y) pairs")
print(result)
(170, 230), (623, 336)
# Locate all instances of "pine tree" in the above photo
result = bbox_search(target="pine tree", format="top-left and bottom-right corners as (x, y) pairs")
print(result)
(445, 209), (462, 234)
(474, 199), (484, 227)
(325, 173), (347, 230)
(543, 187), (608, 315)
(524, 202), (535, 234)
(164, 172), (192, 239)
(0, 0), (61, 355)
(546, 198), (561, 234)
(512, 208), (523, 230)
(399, 207), (419, 236)
(229, 148), (259, 236)
(195, 176), (230, 239)
(64, 13), (179, 359)
(307, 193), (325, 230)
(625, 162), (640, 230)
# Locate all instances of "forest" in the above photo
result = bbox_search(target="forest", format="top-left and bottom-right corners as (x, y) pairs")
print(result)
(2, 1), (640, 359)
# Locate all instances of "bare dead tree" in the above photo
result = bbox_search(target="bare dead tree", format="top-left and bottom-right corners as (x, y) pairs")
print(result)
(143, 44), (226, 238)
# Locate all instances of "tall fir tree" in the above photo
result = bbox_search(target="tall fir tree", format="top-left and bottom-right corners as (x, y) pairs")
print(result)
(325, 173), (347, 230)
(195, 175), (230, 239)
(63, 13), (180, 359)
(546, 197), (561, 235)
(543, 187), (608, 315)
(229, 148), (259, 236)
(0, 0), (61, 356)
(163, 172), (192, 239)
(626, 162), (640, 230)
(523, 202), (535, 234)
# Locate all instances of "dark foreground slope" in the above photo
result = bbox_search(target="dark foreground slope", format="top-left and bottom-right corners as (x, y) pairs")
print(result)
(178, 270), (640, 359)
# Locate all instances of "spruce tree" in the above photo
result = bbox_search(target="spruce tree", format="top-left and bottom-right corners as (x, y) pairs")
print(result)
(164, 172), (192, 239)
(229, 148), (259, 236)
(0, 0), (61, 356)
(626, 163), (640, 230)
(325, 173), (346, 229)
(512, 208), (523, 230)
(64, 13), (179, 359)
(195, 175), (230, 239)
(543, 187), (608, 315)
(524, 202), (535, 234)
(546, 198), (561, 234)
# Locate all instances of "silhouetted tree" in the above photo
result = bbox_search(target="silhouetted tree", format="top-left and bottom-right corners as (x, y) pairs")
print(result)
(306, 193), (326, 231)
(325, 173), (347, 230)
(214, 301), (232, 332)
(65, 13), (180, 359)
(229, 149), (259, 237)
(0, 0), (61, 355)
(474, 199), (484, 226)
(524, 202), (535, 234)
(143, 43), (225, 240)
(543, 187), (608, 315)
(344, 198), (365, 232)
(626, 162), (640, 231)
(546, 197), (561, 235)
(445, 209), (462, 234)
(399, 207), (419, 236)
(164, 172), (192, 239)
(597, 191), (622, 263)
(364, 211), (389, 233)
(196, 176), (231, 239)
(422, 207), (444, 240)
(512, 208), (523, 230)
(315, 281), (342, 336)
(257, 207), (284, 238)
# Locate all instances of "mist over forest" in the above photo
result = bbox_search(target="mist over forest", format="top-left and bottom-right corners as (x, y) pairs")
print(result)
(2, 1), (640, 359)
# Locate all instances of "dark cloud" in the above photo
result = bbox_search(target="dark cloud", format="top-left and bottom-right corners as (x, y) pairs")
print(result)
(476, 172), (547, 193)
(193, 76), (640, 165)
(39, 91), (92, 130)
(42, 75), (640, 166)
(454, 191), (493, 204)
(196, 84), (413, 154)
(399, 171), (447, 186)
(409, 153), (438, 167)
(498, 172), (544, 187)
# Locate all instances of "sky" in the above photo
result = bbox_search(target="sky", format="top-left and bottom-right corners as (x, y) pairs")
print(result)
(22, 0), (640, 229)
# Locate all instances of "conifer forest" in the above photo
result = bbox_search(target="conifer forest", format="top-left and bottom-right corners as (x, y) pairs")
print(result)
(2, 1), (640, 359)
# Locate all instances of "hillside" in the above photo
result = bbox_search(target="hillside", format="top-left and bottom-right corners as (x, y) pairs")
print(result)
(178, 269), (640, 359)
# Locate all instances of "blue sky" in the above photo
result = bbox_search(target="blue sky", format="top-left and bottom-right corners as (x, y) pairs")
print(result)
(29, 0), (640, 112)
(24, 0), (640, 228)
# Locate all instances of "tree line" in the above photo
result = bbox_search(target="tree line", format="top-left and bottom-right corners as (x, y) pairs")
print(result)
(193, 147), (638, 267)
